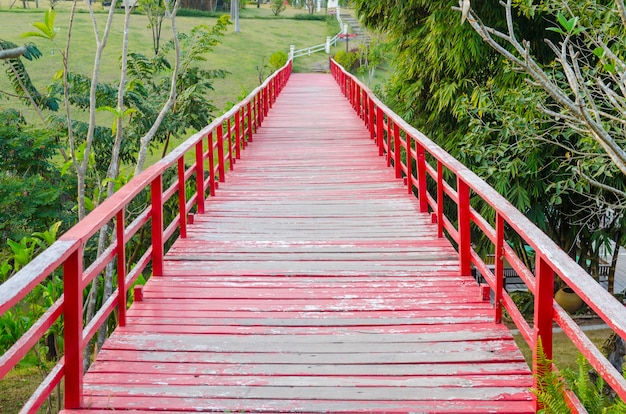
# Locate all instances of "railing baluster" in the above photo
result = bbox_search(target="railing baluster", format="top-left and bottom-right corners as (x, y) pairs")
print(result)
(247, 101), (253, 143)
(151, 175), (164, 276)
(196, 139), (206, 213)
(64, 246), (84, 409)
(406, 134), (413, 194)
(393, 122), (401, 179)
(217, 125), (226, 182)
(494, 213), (504, 323)
(437, 161), (443, 237)
(206, 132), (216, 196)
(116, 209), (127, 326)
(377, 106), (384, 156)
(533, 254), (554, 412)
(368, 99), (375, 140)
(417, 144), (428, 213)
(235, 110), (242, 159)
(227, 118), (234, 170)
(457, 178), (471, 276)
(177, 158), (187, 238)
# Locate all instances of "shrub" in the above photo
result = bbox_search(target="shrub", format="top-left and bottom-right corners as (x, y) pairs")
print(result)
(268, 50), (288, 71)
(333, 49), (358, 72)
(270, 0), (286, 16)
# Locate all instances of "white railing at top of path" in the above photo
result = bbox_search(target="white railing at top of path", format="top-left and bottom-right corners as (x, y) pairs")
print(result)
(289, 5), (346, 59)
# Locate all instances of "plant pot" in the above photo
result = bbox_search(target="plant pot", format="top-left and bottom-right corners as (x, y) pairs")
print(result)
(554, 287), (583, 313)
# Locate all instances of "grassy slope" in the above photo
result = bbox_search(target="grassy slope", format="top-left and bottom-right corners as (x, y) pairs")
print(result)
(0, 3), (336, 118)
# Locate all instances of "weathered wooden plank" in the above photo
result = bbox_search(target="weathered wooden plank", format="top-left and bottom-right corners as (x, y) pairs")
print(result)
(95, 349), (525, 365)
(83, 373), (533, 388)
(88, 359), (532, 377)
(64, 398), (535, 413)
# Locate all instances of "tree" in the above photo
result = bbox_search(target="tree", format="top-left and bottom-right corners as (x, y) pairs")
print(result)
(460, 0), (626, 210)
(139, 0), (167, 55)
(353, 0), (625, 282)
(270, 0), (286, 16)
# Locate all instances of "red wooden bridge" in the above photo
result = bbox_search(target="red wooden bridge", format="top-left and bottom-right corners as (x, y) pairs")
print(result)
(2, 60), (626, 413)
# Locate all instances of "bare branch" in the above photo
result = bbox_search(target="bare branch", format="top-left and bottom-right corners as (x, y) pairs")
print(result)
(0, 46), (26, 60)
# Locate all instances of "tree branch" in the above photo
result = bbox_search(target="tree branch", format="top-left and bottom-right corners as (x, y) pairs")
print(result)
(0, 46), (27, 60)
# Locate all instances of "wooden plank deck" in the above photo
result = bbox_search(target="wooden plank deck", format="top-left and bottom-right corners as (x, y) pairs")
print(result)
(76, 74), (533, 413)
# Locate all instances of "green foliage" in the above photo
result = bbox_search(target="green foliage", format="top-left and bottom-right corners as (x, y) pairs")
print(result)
(294, 13), (328, 21)
(334, 49), (358, 72)
(21, 9), (57, 41)
(533, 337), (570, 413)
(270, 0), (286, 16)
(532, 339), (626, 413)
(0, 110), (71, 242)
(508, 290), (534, 319)
(268, 50), (288, 71)
(0, 39), (58, 111)
(138, 0), (167, 55)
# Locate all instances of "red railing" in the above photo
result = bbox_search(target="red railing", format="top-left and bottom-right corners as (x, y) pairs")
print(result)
(0, 61), (292, 413)
(331, 59), (626, 412)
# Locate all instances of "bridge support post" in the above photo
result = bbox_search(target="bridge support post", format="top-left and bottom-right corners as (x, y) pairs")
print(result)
(151, 176), (164, 276)
(494, 213), (504, 323)
(64, 247), (84, 409)
(289, 44), (295, 60)
(532, 255), (554, 412)
(325, 36), (331, 54)
(457, 178), (471, 276)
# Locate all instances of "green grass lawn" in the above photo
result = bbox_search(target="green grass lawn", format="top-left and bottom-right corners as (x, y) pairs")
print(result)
(0, 2), (338, 117)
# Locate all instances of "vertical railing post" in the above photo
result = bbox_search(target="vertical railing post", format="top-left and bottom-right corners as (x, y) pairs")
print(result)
(195, 139), (205, 213)
(494, 213), (504, 323)
(208, 132), (216, 197)
(362, 89), (367, 123)
(368, 99), (375, 140)
(263, 86), (269, 118)
(393, 122), (401, 178)
(406, 135), (413, 194)
(64, 246), (84, 409)
(457, 177), (471, 276)
(177, 158), (187, 239)
(227, 118), (234, 170)
(217, 125), (226, 183)
(116, 209), (127, 326)
(235, 110), (242, 159)
(376, 107), (384, 156)
(533, 255), (554, 412)
(436, 161), (443, 238)
(247, 101), (253, 143)
(386, 118), (393, 168)
(417, 144), (428, 213)
(151, 175), (164, 276)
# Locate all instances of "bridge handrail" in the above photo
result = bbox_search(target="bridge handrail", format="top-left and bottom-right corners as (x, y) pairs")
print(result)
(330, 58), (626, 412)
(0, 60), (293, 413)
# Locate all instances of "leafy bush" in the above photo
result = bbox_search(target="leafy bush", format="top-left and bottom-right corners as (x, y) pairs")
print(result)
(334, 49), (358, 72)
(268, 50), (288, 71)
(270, 0), (285, 16)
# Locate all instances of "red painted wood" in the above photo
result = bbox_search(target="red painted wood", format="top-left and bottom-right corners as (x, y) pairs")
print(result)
(63, 248), (84, 409)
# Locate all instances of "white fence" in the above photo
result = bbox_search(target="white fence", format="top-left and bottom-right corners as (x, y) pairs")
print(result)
(289, 5), (345, 59)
